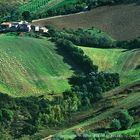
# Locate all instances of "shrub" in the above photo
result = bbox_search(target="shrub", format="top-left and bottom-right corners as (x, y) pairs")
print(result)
(1, 109), (14, 121)
(110, 119), (121, 131)
(119, 110), (134, 130)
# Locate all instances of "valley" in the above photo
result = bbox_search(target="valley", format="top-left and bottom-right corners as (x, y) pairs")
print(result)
(0, 34), (73, 96)
(0, 0), (140, 139)
(81, 47), (140, 85)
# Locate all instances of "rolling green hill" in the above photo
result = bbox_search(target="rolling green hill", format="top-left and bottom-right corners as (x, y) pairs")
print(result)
(81, 47), (140, 85)
(0, 34), (73, 96)
(1, 34), (139, 96)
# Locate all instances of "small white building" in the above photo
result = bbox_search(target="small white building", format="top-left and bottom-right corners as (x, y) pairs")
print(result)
(35, 26), (40, 32)
(40, 27), (48, 33)
(1, 22), (12, 28)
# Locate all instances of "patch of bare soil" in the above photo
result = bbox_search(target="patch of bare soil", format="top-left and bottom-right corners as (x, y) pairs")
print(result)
(33, 4), (140, 40)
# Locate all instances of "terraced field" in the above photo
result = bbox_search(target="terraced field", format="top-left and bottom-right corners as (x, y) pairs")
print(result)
(0, 34), (74, 96)
(33, 3), (140, 40)
(81, 47), (140, 85)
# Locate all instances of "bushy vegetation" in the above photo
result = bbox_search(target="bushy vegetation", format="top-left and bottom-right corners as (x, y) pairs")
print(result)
(48, 27), (114, 48)
(31, 0), (139, 19)
(54, 37), (120, 105)
(56, 39), (98, 73)
(0, 0), (29, 22)
(0, 68), (120, 139)
(110, 119), (122, 131)
(58, 28), (114, 48)
(119, 110), (134, 130)
(0, 92), (80, 139)
(116, 37), (140, 49)
(0, 0), (18, 22)
(49, 27), (140, 49)
(110, 110), (134, 131)
(18, 0), (52, 13)
(1, 0), (138, 22)
(70, 72), (120, 102)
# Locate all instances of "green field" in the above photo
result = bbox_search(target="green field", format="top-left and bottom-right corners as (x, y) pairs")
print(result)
(17, 0), (78, 14)
(0, 34), (73, 96)
(80, 47), (140, 85)
(1, 34), (139, 96)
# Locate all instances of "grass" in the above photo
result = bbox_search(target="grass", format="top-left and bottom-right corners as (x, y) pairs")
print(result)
(50, 0), (78, 9)
(0, 34), (139, 95)
(50, 81), (140, 139)
(33, 3), (140, 41)
(80, 47), (140, 85)
(17, 0), (78, 14)
(0, 34), (74, 96)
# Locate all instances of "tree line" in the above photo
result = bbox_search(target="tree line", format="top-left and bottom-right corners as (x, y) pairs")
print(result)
(56, 39), (98, 73)
(32, 0), (139, 19)
(48, 27), (140, 49)
(1, 0), (138, 22)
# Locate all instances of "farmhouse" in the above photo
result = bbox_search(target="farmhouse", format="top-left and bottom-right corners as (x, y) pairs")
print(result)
(0, 21), (48, 33)
(1, 22), (12, 28)
(0, 21), (31, 32)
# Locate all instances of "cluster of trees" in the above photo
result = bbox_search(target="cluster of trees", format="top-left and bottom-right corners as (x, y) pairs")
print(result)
(58, 28), (114, 48)
(116, 37), (140, 49)
(0, 92), (81, 139)
(54, 38), (120, 105)
(0, 0), (18, 22)
(47, 27), (114, 48)
(48, 27), (140, 50)
(1, 0), (138, 22)
(69, 72), (120, 105)
(56, 39), (98, 73)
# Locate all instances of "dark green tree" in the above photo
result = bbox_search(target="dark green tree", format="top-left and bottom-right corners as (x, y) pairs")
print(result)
(119, 110), (134, 129)
(110, 119), (121, 131)
(22, 11), (31, 21)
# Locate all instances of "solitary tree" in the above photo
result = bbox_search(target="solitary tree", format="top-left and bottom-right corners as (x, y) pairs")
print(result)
(22, 11), (31, 21)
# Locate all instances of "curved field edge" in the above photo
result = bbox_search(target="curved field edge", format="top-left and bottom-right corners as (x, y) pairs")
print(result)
(0, 34), (73, 96)
(80, 47), (140, 85)
(33, 4), (140, 41)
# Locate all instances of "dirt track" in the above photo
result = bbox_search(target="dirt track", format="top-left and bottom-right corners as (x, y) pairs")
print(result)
(33, 3), (140, 40)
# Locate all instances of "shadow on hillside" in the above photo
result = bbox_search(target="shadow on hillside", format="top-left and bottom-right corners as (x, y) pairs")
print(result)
(54, 44), (81, 75)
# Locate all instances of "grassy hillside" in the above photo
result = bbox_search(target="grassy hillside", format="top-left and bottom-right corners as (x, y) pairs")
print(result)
(0, 34), (139, 96)
(17, 0), (78, 14)
(0, 34), (74, 96)
(33, 4), (140, 40)
(44, 80), (140, 139)
(81, 47), (140, 85)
